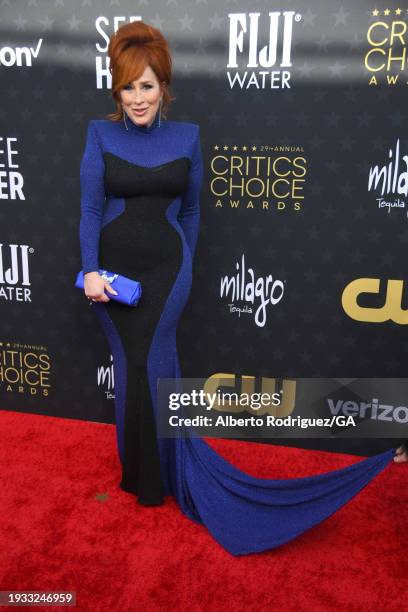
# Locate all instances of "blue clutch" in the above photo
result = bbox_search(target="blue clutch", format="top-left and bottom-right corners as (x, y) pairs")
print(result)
(75, 269), (142, 307)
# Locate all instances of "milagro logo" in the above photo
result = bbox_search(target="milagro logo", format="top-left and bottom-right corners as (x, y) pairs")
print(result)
(220, 254), (285, 327)
(97, 354), (115, 399)
(368, 139), (408, 217)
(0, 244), (32, 303)
(364, 8), (408, 85)
(227, 11), (302, 89)
(0, 136), (25, 200)
(95, 15), (142, 89)
(0, 39), (43, 67)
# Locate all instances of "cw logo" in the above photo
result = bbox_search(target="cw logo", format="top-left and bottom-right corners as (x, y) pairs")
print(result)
(203, 373), (296, 416)
(342, 278), (408, 324)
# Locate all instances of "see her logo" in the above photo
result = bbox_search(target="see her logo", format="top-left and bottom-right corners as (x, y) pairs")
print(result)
(0, 136), (25, 200)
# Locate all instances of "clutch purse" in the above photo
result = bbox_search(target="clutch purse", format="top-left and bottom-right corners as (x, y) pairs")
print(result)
(75, 269), (142, 307)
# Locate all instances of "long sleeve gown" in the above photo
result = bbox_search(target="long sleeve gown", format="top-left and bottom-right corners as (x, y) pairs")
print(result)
(78, 109), (402, 556)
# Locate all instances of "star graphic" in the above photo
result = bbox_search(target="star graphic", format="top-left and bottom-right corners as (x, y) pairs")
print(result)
(344, 87), (357, 102)
(326, 160), (340, 173)
(209, 13), (224, 30)
(151, 15), (165, 30)
(39, 15), (54, 30)
(14, 14), (27, 30)
(67, 15), (81, 31)
(347, 33), (361, 50)
(302, 8), (317, 27)
(56, 43), (68, 57)
(310, 135), (324, 150)
(297, 61), (313, 78)
(179, 13), (194, 31)
(328, 61), (347, 77)
(333, 7), (350, 26)
(316, 33), (330, 53)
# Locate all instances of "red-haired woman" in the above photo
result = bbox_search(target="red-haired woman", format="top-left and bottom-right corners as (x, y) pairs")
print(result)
(78, 21), (405, 556)
(79, 20), (199, 507)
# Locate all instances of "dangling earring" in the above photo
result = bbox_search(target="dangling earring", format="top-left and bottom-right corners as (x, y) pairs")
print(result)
(158, 96), (163, 128)
(122, 107), (128, 131)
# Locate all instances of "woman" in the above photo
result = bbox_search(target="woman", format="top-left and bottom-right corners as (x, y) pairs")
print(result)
(79, 21), (405, 556)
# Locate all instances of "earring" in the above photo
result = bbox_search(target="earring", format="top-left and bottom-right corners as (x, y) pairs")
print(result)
(122, 107), (128, 131)
(158, 96), (162, 128)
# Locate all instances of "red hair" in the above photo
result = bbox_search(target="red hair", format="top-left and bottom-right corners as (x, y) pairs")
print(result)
(106, 21), (175, 122)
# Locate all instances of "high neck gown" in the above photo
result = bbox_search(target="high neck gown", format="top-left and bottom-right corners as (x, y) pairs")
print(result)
(79, 109), (399, 556)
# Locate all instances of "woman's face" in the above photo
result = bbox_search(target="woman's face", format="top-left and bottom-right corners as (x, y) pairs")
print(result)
(120, 65), (164, 128)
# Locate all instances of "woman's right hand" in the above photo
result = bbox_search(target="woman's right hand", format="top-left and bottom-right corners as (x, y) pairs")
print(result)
(84, 271), (118, 303)
(394, 444), (408, 463)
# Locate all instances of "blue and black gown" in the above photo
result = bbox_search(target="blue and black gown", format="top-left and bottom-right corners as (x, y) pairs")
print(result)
(79, 109), (401, 556)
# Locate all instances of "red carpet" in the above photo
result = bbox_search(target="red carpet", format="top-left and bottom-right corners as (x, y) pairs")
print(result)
(0, 409), (406, 611)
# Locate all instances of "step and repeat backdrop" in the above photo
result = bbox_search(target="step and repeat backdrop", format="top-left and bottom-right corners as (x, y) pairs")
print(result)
(1, 1), (408, 455)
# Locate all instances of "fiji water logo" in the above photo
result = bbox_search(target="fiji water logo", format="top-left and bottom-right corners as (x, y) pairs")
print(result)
(220, 254), (285, 327)
(0, 244), (32, 302)
(227, 11), (301, 90)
